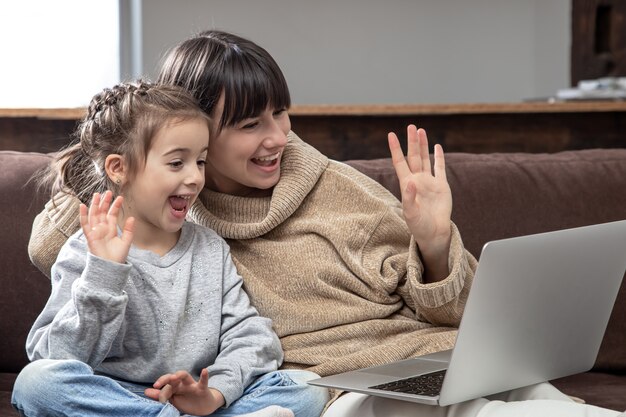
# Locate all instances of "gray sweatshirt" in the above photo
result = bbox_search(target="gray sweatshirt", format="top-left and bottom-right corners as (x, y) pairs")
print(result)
(26, 221), (283, 407)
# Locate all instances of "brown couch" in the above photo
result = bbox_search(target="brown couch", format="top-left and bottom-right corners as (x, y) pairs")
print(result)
(1, 148), (625, 415)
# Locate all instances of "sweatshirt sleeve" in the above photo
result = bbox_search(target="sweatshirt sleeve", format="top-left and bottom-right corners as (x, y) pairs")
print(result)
(205, 244), (283, 408)
(28, 192), (81, 279)
(26, 234), (131, 367)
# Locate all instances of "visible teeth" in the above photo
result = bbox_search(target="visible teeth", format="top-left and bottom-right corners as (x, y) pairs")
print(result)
(175, 195), (191, 199)
(255, 152), (279, 162)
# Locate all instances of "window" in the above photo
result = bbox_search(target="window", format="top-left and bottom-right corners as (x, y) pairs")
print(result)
(0, 0), (120, 108)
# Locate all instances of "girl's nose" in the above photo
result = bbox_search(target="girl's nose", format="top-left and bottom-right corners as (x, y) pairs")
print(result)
(186, 165), (205, 187)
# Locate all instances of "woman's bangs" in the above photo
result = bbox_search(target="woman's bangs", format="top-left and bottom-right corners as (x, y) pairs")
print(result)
(220, 56), (290, 130)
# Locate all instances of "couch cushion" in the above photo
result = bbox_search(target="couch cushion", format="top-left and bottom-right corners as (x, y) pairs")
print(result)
(345, 149), (626, 373)
(0, 151), (52, 374)
(552, 372), (626, 411)
(0, 388), (18, 417)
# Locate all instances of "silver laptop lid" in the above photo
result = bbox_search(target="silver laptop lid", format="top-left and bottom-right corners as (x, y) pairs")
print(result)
(439, 220), (626, 405)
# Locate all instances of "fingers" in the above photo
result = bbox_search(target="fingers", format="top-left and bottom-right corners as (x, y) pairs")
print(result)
(87, 192), (101, 228)
(97, 191), (112, 225)
(158, 384), (173, 404)
(106, 195), (126, 236)
(417, 128), (432, 174)
(389, 125), (435, 178)
(79, 203), (89, 233)
(408, 126), (431, 174)
(100, 190), (113, 212)
(153, 371), (190, 389)
(153, 373), (175, 389)
(406, 125), (422, 173)
(86, 191), (113, 225)
(84, 191), (124, 231)
(107, 195), (124, 222)
(144, 387), (160, 400)
(121, 217), (135, 246)
(199, 368), (209, 387)
(174, 370), (194, 385)
(388, 132), (412, 180)
(433, 144), (447, 180)
(152, 370), (199, 404)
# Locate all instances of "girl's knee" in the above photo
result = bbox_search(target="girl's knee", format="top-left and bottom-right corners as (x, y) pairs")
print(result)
(14, 359), (91, 399)
(283, 370), (330, 416)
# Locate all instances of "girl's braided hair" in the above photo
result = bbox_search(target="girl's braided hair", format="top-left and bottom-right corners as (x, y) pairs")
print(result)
(44, 80), (209, 204)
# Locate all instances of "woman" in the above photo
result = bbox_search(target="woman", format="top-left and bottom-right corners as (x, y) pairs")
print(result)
(28, 30), (622, 417)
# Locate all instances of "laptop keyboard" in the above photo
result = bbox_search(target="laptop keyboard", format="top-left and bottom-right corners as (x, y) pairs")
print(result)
(369, 369), (446, 397)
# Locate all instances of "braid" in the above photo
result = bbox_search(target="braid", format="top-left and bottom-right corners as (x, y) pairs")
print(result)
(46, 79), (208, 204)
(87, 80), (153, 121)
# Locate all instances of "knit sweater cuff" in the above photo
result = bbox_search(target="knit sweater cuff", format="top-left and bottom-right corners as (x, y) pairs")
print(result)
(45, 192), (81, 237)
(408, 222), (467, 309)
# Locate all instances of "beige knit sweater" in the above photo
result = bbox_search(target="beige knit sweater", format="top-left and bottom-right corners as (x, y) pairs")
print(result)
(29, 132), (477, 377)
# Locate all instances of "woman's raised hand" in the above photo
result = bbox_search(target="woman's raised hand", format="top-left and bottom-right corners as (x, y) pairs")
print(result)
(79, 191), (134, 264)
(388, 125), (452, 281)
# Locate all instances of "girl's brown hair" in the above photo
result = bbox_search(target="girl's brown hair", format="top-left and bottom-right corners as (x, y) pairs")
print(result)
(46, 80), (208, 204)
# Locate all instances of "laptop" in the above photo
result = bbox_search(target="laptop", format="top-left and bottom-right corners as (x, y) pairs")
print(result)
(308, 220), (626, 406)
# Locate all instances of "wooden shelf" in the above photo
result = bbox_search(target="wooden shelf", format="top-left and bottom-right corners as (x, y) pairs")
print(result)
(3, 101), (626, 119)
(290, 101), (626, 116)
(2, 102), (626, 158)
(0, 108), (86, 120)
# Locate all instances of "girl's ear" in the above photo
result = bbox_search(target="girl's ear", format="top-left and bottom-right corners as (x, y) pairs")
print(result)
(104, 154), (128, 185)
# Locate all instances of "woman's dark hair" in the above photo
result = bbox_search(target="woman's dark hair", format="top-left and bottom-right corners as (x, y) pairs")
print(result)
(45, 80), (208, 204)
(157, 30), (291, 133)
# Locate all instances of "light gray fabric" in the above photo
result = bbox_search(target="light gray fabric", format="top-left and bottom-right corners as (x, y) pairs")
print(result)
(26, 221), (283, 407)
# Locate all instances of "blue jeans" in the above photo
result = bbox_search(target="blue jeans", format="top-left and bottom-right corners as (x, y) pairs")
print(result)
(12, 359), (329, 417)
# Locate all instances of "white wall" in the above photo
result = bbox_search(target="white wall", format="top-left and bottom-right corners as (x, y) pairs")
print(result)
(133, 0), (571, 105)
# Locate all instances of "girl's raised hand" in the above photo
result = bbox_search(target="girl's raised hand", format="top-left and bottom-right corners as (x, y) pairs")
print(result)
(79, 191), (134, 264)
(388, 125), (452, 281)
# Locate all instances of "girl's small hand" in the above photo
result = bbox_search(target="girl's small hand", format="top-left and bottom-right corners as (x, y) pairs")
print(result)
(388, 125), (452, 281)
(145, 369), (224, 415)
(79, 191), (134, 264)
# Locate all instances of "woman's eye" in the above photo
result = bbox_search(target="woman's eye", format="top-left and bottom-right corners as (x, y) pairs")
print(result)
(241, 121), (259, 130)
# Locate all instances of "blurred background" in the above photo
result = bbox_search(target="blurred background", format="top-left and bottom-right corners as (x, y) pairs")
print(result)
(0, 0), (572, 107)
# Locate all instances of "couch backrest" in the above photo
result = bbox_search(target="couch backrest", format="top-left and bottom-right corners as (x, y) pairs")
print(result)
(2, 149), (626, 374)
(346, 149), (626, 373)
(0, 151), (53, 373)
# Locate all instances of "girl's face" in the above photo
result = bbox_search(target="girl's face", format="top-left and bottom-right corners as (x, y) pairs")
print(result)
(204, 97), (291, 197)
(122, 117), (209, 249)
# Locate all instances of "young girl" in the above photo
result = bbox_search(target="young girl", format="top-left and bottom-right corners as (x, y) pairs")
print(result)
(12, 81), (328, 417)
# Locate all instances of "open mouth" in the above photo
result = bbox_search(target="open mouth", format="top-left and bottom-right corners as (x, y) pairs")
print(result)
(169, 195), (192, 217)
(251, 152), (280, 167)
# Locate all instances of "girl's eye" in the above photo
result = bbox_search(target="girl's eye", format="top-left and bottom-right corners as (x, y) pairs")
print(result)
(197, 160), (207, 167)
(273, 108), (287, 116)
(168, 160), (183, 169)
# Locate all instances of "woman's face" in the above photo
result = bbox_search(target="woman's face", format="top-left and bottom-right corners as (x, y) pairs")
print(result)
(205, 97), (291, 196)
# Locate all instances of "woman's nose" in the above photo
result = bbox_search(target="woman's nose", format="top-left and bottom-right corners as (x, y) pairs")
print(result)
(264, 119), (289, 148)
